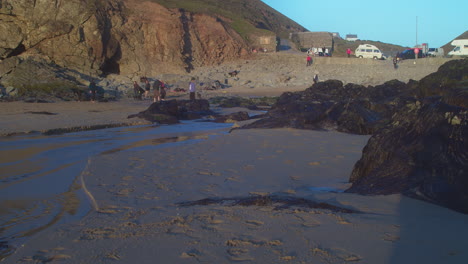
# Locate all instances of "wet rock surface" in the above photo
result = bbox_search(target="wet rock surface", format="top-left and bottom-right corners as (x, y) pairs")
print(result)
(346, 98), (468, 213)
(177, 195), (360, 213)
(128, 99), (264, 125)
(214, 111), (251, 123)
(242, 79), (414, 134)
(128, 99), (213, 124)
(346, 59), (468, 214)
(242, 59), (468, 213)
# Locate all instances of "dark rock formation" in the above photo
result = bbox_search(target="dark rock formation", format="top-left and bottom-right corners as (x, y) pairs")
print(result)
(128, 99), (213, 124)
(346, 59), (468, 214)
(416, 59), (468, 100)
(214, 111), (250, 123)
(237, 59), (468, 213)
(177, 195), (360, 213)
(347, 98), (468, 213)
(242, 79), (414, 134)
(210, 96), (278, 110)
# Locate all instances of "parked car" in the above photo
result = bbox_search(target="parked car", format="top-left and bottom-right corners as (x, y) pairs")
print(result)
(397, 49), (426, 60)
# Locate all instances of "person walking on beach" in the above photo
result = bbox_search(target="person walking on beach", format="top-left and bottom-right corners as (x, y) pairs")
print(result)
(393, 56), (399, 69)
(133, 81), (144, 100)
(306, 55), (312, 67)
(189, 77), (196, 100)
(88, 81), (97, 102)
(144, 79), (151, 99)
(153, 79), (162, 102)
(346, 48), (352, 58)
(313, 73), (319, 84)
(160, 81), (167, 100)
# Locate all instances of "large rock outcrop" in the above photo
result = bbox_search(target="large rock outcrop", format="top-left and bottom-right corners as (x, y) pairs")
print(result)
(242, 79), (414, 134)
(239, 58), (468, 213)
(0, 0), (306, 81)
(128, 99), (213, 124)
(0, 0), (251, 78)
(346, 59), (468, 214)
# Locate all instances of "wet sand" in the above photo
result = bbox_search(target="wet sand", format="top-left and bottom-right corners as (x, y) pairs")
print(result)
(6, 129), (468, 263)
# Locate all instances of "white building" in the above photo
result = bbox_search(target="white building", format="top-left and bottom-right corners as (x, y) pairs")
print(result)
(346, 34), (358, 42)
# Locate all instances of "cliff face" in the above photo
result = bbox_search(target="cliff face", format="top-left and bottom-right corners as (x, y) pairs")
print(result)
(0, 0), (253, 77)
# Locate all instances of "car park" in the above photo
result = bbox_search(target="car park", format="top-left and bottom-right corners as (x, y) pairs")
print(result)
(427, 47), (444, 57)
(397, 48), (426, 60)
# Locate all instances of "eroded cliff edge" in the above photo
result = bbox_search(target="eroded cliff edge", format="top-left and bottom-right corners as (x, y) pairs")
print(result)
(1, 0), (295, 77)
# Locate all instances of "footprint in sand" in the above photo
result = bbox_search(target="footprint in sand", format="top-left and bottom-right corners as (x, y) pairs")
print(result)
(227, 248), (254, 262)
(105, 251), (122, 260)
(20, 248), (71, 262)
(289, 175), (301, 181)
(383, 232), (400, 242)
(198, 171), (221, 176)
(245, 220), (264, 227)
(121, 175), (133, 181)
(295, 215), (321, 228)
(312, 247), (362, 263)
(243, 164), (255, 170)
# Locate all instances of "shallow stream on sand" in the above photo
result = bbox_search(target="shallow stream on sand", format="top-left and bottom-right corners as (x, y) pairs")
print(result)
(0, 120), (234, 260)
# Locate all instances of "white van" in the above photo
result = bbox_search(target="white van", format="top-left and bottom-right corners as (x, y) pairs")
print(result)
(427, 47), (444, 57)
(355, 44), (385, 59)
(448, 39), (468, 57)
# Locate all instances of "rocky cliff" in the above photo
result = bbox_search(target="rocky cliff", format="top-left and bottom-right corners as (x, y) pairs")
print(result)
(0, 0), (304, 80)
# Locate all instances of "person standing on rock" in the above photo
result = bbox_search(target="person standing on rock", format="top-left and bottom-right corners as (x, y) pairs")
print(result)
(189, 77), (196, 100)
(144, 79), (151, 99)
(88, 81), (97, 102)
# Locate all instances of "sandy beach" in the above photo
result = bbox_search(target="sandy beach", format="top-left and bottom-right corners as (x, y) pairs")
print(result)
(2, 55), (468, 263)
(6, 129), (468, 263)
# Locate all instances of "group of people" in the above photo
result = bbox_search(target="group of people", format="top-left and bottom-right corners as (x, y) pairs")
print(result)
(133, 77), (198, 102)
(307, 47), (331, 57)
(133, 77), (167, 102)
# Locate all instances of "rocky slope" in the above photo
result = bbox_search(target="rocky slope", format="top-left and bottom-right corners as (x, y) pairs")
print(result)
(0, 0), (304, 82)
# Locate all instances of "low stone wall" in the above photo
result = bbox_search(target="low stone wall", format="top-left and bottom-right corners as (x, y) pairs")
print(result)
(313, 57), (454, 65)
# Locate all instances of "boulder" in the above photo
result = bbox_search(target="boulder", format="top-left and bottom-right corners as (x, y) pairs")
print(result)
(128, 99), (213, 124)
(346, 59), (468, 214)
(242, 79), (412, 134)
(214, 111), (250, 123)
(346, 98), (468, 214)
(416, 59), (468, 99)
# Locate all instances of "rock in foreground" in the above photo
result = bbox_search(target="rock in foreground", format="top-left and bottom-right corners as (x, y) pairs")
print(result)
(346, 99), (468, 213)
(347, 59), (468, 214)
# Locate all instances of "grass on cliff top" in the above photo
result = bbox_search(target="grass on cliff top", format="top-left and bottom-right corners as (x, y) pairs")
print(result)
(150, 0), (301, 39)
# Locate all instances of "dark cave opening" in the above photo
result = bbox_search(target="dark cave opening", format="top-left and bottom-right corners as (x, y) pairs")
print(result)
(7, 44), (26, 58)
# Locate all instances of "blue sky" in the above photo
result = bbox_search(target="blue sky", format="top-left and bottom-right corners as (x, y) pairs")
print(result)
(261, 0), (467, 48)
